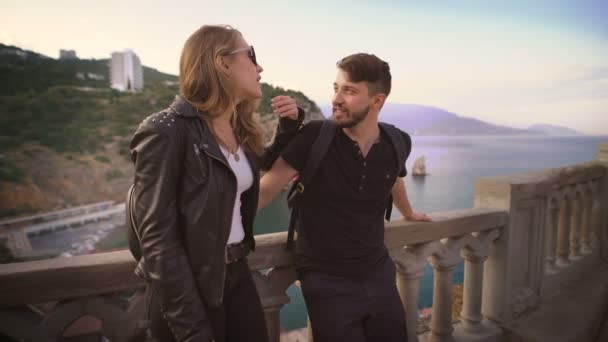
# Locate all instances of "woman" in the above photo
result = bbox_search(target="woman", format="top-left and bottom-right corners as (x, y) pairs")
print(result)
(129, 25), (303, 342)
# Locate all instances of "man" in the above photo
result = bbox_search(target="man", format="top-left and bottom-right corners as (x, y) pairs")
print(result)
(259, 53), (431, 342)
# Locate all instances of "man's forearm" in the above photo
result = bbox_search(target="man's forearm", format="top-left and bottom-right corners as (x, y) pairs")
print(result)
(258, 175), (282, 209)
(392, 177), (414, 218)
(258, 157), (299, 209)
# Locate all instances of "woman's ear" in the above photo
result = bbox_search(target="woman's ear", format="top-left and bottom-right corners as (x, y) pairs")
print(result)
(218, 55), (231, 75)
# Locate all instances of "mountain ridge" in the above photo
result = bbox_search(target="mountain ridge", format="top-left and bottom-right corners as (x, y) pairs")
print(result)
(320, 103), (580, 136)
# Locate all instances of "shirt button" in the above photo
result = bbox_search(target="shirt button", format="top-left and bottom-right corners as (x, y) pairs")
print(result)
(363, 162), (367, 167)
(362, 174), (366, 179)
(386, 174), (390, 178)
(359, 186), (363, 191)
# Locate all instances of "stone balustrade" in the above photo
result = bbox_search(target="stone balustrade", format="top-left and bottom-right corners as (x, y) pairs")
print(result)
(475, 161), (607, 317)
(0, 145), (606, 342)
(0, 208), (507, 342)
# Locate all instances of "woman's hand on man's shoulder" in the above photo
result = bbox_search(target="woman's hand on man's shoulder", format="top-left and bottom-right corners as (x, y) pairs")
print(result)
(271, 95), (299, 120)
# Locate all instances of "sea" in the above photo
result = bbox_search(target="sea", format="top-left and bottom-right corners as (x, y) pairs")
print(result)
(27, 135), (608, 330)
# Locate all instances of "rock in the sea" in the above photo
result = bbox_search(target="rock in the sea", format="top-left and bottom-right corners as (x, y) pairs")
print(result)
(412, 156), (428, 176)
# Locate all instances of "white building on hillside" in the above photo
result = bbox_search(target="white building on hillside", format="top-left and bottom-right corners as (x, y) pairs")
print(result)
(110, 50), (143, 92)
(59, 49), (77, 60)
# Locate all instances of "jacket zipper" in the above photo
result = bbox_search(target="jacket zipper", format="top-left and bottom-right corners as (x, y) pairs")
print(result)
(195, 143), (237, 303)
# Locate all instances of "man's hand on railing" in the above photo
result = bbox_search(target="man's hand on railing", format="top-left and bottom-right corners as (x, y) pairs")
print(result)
(404, 211), (433, 222)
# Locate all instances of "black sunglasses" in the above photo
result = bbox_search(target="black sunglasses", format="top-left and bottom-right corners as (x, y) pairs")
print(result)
(226, 45), (257, 66)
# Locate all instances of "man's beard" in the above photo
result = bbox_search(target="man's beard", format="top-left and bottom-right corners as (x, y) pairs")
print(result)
(332, 105), (370, 128)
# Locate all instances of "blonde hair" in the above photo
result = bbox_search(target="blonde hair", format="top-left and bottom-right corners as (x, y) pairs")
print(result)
(179, 25), (264, 155)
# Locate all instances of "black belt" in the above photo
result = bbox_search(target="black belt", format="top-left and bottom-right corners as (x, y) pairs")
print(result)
(226, 241), (249, 264)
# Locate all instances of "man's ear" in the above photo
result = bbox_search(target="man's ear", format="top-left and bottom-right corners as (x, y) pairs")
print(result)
(373, 93), (387, 110)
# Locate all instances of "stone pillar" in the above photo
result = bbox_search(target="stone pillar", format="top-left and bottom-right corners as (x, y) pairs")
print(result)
(252, 267), (296, 342)
(593, 178), (608, 262)
(556, 191), (572, 266)
(580, 184), (593, 254)
(263, 306), (282, 342)
(391, 242), (440, 342)
(429, 258), (456, 342)
(476, 175), (548, 324)
(593, 143), (608, 261)
(569, 189), (583, 259)
(460, 250), (487, 333)
(397, 269), (424, 342)
(545, 198), (559, 273)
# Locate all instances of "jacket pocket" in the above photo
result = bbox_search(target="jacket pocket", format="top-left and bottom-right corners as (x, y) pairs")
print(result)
(192, 143), (209, 183)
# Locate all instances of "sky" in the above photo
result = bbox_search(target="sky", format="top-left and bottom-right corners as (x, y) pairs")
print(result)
(2, 0), (608, 134)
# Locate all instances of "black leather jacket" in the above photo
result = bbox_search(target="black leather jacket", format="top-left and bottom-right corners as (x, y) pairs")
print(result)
(129, 96), (303, 341)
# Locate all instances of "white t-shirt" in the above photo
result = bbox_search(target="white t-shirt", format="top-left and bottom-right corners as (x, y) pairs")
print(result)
(219, 145), (253, 245)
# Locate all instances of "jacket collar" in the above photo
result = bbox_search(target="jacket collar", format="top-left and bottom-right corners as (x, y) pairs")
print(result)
(170, 95), (260, 173)
(169, 95), (225, 163)
(169, 95), (201, 118)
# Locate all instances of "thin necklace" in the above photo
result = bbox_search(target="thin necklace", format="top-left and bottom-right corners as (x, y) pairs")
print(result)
(209, 124), (240, 162)
(218, 140), (240, 162)
(201, 112), (240, 162)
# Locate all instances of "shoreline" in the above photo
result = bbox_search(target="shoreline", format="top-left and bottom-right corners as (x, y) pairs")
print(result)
(93, 223), (128, 253)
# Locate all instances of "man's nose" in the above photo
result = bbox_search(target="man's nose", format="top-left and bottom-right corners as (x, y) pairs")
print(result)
(332, 91), (343, 105)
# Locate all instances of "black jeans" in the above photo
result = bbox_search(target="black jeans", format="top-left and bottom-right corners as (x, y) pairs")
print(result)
(300, 256), (408, 342)
(146, 258), (269, 342)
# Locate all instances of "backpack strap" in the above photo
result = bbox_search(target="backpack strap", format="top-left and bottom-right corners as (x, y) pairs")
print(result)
(379, 123), (407, 221)
(286, 120), (338, 249)
(126, 183), (142, 261)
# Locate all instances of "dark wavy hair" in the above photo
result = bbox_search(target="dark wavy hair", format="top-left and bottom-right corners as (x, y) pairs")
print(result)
(336, 53), (391, 96)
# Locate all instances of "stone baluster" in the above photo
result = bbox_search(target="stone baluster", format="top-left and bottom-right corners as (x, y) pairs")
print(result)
(391, 241), (442, 342)
(556, 189), (572, 266)
(545, 196), (559, 273)
(252, 267), (297, 342)
(429, 261), (456, 341)
(580, 183), (593, 254)
(591, 180), (603, 243)
(460, 229), (500, 333)
(429, 236), (472, 341)
(569, 186), (583, 259)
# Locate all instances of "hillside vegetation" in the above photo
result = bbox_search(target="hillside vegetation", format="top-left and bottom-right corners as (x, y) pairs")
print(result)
(0, 44), (323, 218)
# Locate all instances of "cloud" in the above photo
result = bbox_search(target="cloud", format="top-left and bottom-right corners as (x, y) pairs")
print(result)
(560, 65), (608, 85)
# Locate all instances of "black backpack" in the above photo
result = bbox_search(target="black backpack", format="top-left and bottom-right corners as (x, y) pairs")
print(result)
(285, 119), (408, 249)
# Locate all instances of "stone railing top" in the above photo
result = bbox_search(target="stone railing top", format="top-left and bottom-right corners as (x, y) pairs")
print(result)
(475, 162), (606, 194)
(248, 208), (507, 269)
(0, 208), (507, 309)
(0, 250), (140, 309)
